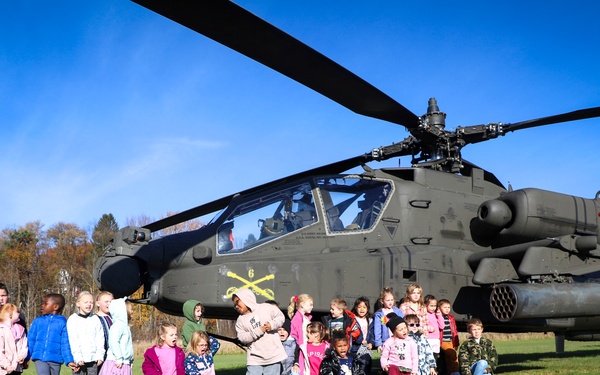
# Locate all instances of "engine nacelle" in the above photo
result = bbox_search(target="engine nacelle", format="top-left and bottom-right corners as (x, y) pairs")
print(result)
(472, 188), (599, 247)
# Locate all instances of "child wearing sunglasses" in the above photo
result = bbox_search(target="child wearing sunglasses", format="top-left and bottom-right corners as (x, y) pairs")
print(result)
(405, 314), (437, 375)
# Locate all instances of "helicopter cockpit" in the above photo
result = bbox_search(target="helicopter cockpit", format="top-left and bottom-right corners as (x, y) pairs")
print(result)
(216, 177), (393, 254)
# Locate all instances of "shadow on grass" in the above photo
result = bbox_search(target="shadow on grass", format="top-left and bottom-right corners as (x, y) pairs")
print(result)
(497, 349), (600, 373)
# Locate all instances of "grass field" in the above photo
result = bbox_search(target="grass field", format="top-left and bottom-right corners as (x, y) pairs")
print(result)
(23, 337), (600, 375)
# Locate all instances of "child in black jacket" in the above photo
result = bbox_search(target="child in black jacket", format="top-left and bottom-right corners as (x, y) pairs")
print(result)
(320, 332), (370, 375)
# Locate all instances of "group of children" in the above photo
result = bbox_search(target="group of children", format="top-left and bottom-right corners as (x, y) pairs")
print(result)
(0, 283), (497, 375)
(231, 284), (497, 375)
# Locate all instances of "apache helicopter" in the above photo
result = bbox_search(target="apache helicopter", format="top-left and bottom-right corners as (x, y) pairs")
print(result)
(95, 0), (600, 346)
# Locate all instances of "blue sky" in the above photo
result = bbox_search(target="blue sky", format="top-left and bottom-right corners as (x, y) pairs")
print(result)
(1, 1), (599, 231)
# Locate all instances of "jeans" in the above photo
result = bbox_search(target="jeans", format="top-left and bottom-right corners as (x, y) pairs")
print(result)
(470, 359), (489, 375)
(247, 362), (282, 375)
(34, 361), (62, 375)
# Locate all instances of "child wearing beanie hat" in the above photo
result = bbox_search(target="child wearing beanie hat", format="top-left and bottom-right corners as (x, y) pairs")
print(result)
(380, 313), (418, 375)
(279, 319), (297, 375)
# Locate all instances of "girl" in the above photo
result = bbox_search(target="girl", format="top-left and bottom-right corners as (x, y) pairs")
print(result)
(380, 313), (418, 375)
(142, 322), (185, 375)
(373, 287), (403, 352)
(423, 295), (444, 359)
(0, 304), (18, 375)
(288, 294), (313, 375)
(351, 297), (373, 351)
(99, 298), (134, 375)
(293, 321), (329, 375)
(3, 303), (27, 375)
(184, 331), (220, 375)
(67, 291), (105, 375)
(399, 284), (429, 336)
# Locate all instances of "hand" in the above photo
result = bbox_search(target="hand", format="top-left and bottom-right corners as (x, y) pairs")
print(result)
(367, 343), (373, 350)
(382, 365), (389, 372)
(262, 322), (272, 332)
(96, 360), (103, 366)
(116, 363), (123, 369)
(6, 366), (15, 373)
(377, 346), (383, 353)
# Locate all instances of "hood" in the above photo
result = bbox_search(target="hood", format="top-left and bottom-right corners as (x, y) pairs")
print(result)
(109, 297), (128, 324)
(182, 299), (202, 321)
(234, 288), (259, 312)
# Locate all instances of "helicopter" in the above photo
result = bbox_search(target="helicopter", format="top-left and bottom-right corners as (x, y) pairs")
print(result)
(95, 0), (600, 347)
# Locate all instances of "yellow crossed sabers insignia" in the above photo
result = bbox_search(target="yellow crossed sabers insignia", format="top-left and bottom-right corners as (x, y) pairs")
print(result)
(226, 272), (275, 299)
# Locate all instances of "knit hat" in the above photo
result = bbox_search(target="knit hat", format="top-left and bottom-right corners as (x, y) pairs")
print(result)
(385, 312), (405, 332)
(281, 319), (291, 334)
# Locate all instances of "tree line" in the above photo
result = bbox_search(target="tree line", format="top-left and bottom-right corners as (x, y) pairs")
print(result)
(0, 213), (232, 341)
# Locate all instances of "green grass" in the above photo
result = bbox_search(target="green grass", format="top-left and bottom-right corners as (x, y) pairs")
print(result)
(23, 338), (600, 375)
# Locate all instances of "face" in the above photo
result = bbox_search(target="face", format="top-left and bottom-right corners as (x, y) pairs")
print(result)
(161, 327), (179, 347)
(232, 296), (249, 314)
(330, 304), (344, 318)
(41, 297), (57, 315)
(469, 325), (483, 339)
(333, 339), (349, 359)
(382, 293), (395, 309)
(406, 320), (420, 333)
(96, 294), (113, 315)
(439, 303), (451, 315)
(0, 289), (8, 306)
(278, 327), (289, 341)
(409, 288), (421, 303)
(307, 329), (321, 344)
(426, 299), (437, 313)
(11, 309), (20, 324)
(355, 301), (368, 318)
(76, 294), (95, 315)
(300, 300), (313, 314)
(393, 322), (408, 339)
(194, 305), (203, 320)
(196, 338), (209, 355)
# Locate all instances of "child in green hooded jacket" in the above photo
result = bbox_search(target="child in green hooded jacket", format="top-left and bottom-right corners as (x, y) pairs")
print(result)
(182, 300), (206, 348)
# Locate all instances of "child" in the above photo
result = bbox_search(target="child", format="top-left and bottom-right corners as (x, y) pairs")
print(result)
(437, 299), (459, 375)
(142, 322), (185, 375)
(232, 288), (287, 375)
(182, 300), (206, 349)
(4, 303), (27, 375)
(293, 321), (329, 375)
(405, 314), (437, 375)
(278, 320), (297, 375)
(373, 287), (404, 352)
(0, 303), (18, 375)
(319, 332), (370, 375)
(184, 330), (220, 375)
(351, 297), (373, 351)
(67, 291), (105, 375)
(99, 298), (134, 375)
(399, 284), (429, 335)
(27, 293), (77, 375)
(458, 319), (497, 375)
(423, 295), (444, 359)
(288, 294), (313, 375)
(95, 291), (114, 362)
(321, 299), (362, 355)
(380, 313), (417, 375)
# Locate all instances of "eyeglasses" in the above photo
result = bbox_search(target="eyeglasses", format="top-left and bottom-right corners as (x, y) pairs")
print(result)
(407, 323), (420, 327)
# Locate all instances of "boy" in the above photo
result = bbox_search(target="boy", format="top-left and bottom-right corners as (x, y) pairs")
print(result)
(320, 331), (370, 375)
(182, 299), (206, 348)
(321, 299), (363, 354)
(458, 318), (497, 375)
(232, 288), (287, 375)
(278, 320), (297, 375)
(380, 313), (417, 375)
(437, 299), (459, 375)
(27, 293), (77, 375)
(405, 314), (437, 375)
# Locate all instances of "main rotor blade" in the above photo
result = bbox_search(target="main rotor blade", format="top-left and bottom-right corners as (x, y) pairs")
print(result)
(503, 106), (600, 132)
(144, 153), (372, 233)
(132, 0), (419, 128)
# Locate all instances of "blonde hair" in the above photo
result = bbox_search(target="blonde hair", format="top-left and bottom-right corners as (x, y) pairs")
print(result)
(404, 284), (424, 305)
(467, 318), (483, 331)
(379, 287), (395, 304)
(155, 322), (178, 346)
(186, 330), (210, 355)
(0, 303), (17, 323)
(76, 290), (94, 302)
(287, 293), (313, 319)
(330, 298), (347, 310)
